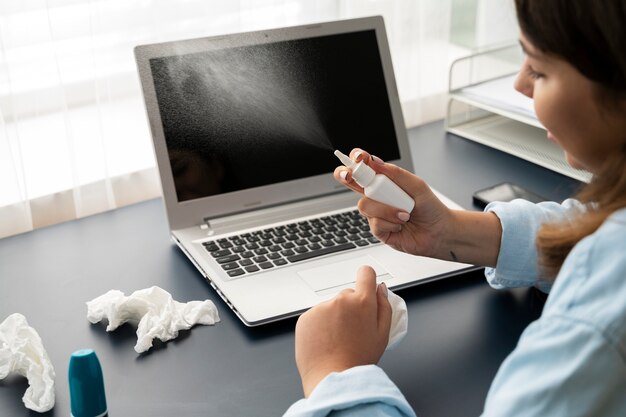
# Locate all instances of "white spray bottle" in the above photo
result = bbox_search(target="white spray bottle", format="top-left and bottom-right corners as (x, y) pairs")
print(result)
(334, 150), (415, 213)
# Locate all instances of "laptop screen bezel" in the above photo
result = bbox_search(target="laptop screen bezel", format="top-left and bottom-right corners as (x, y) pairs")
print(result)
(134, 16), (413, 231)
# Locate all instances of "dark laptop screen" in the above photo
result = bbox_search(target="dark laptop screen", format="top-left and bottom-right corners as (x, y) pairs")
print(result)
(149, 30), (401, 202)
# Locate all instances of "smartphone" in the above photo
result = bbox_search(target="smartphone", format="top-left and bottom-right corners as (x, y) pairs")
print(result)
(473, 182), (548, 208)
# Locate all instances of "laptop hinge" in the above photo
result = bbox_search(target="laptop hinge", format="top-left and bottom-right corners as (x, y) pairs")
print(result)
(200, 191), (357, 236)
(199, 222), (214, 236)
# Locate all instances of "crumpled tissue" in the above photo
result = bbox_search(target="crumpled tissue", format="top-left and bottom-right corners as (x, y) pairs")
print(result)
(86, 286), (220, 353)
(0, 313), (56, 412)
(386, 289), (408, 350)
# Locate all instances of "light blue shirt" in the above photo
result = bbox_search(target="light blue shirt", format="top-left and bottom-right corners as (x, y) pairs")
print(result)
(283, 200), (626, 417)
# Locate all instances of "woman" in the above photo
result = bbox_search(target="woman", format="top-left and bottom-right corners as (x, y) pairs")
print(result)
(284, 0), (626, 416)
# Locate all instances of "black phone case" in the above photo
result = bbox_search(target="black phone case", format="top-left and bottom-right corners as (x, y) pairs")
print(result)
(473, 182), (547, 208)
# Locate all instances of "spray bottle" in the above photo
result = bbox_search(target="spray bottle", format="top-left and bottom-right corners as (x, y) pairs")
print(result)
(68, 349), (108, 417)
(334, 150), (415, 213)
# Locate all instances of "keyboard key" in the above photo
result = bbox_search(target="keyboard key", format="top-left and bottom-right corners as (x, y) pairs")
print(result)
(253, 256), (268, 263)
(216, 254), (241, 264)
(204, 244), (219, 252)
(267, 253), (281, 260)
(241, 251), (255, 258)
(281, 249), (295, 256)
(274, 259), (288, 266)
(254, 248), (269, 255)
(221, 262), (240, 271)
(227, 269), (245, 277)
(245, 265), (260, 273)
(259, 262), (274, 270)
(211, 249), (232, 258)
(294, 247), (308, 253)
(287, 243), (356, 263)
(355, 240), (369, 247)
(240, 259), (253, 266)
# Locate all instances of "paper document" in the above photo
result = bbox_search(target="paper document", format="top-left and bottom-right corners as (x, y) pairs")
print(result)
(460, 74), (537, 120)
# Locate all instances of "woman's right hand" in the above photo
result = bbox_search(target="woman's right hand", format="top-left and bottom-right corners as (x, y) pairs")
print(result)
(334, 148), (454, 260)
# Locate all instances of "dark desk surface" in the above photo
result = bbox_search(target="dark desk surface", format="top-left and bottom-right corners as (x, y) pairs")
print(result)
(0, 121), (580, 417)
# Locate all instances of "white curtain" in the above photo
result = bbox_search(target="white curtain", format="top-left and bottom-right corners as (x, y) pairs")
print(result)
(0, 0), (516, 239)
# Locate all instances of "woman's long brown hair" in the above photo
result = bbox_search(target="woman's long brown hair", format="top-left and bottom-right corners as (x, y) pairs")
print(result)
(515, 0), (626, 279)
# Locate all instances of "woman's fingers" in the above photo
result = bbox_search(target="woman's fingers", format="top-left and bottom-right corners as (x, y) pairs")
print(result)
(349, 148), (371, 164)
(368, 217), (403, 238)
(358, 198), (410, 225)
(334, 166), (364, 194)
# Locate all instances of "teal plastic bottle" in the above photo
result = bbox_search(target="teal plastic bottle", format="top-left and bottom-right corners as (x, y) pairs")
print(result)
(68, 349), (108, 417)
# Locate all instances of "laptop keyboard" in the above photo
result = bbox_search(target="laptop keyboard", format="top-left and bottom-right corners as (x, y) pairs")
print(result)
(202, 209), (380, 278)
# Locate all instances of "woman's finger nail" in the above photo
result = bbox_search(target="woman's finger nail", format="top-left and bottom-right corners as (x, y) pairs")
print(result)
(378, 282), (388, 297)
(397, 212), (410, 222)
(371, 155), (384, 164)
(339, 170), (348, 181)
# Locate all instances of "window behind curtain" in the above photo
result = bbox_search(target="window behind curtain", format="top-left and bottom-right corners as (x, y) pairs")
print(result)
(0, 0), (516, 238)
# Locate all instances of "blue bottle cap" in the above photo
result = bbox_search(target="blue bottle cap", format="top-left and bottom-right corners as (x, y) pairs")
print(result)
(68, 349), (108, 417)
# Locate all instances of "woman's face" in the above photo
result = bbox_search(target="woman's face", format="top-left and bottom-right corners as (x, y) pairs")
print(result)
(515, 32), (626, 173)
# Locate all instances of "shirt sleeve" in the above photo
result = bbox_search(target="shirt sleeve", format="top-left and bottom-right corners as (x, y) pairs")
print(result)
(482, 315), (626, 417)
(282, 365), (416, 417)
(483, 210), (626, 417)
(484, 198), (583, 293)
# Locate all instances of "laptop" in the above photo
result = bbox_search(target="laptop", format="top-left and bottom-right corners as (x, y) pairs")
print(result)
(135, 16), (474, 326)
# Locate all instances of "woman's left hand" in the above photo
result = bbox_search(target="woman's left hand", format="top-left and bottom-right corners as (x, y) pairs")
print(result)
(294, 266), (392, 397)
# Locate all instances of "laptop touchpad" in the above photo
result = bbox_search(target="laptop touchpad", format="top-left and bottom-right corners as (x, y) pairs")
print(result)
(298, 256), (390, 292)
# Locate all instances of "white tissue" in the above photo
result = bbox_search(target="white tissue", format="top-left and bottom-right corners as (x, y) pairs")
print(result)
(386, 289), (408, 350)
(0, 313), (56, 412)
(86, 286), (220, 353)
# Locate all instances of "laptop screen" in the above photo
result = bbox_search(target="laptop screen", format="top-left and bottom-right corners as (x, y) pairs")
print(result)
(149, 29), (401, 203)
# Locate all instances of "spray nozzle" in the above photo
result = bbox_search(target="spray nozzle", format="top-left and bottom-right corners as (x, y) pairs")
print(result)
(334, 150), (357, 169)
(334, 149), (376, 188)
